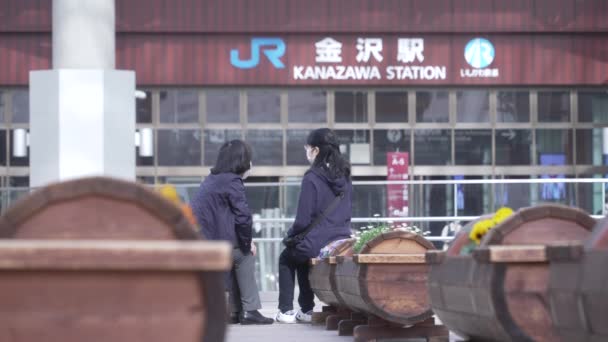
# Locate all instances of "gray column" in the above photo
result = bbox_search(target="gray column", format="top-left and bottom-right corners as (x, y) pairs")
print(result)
(29, 0), (135, 187)
(53, 0), (115, 69)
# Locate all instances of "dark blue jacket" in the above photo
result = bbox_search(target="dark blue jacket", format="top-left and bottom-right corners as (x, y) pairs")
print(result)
(191, 173), (252, 254)
(288, 167), (353, 259)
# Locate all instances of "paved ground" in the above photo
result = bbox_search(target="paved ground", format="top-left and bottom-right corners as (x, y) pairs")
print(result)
(225, 292), (464, 342)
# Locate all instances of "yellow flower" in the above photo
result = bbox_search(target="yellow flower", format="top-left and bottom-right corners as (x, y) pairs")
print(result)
(469, 219), (493, 245)
(159, 184), (180, 204)
(493, 207), (514, 224)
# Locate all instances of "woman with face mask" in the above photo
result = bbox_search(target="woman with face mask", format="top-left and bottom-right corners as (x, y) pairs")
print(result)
(275, 128), (353, 323)
(191, 140), (273, 325)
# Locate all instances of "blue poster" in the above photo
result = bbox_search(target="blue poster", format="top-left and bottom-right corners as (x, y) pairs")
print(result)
(540, 154), (566, 201)
(454, 175), (464, 210)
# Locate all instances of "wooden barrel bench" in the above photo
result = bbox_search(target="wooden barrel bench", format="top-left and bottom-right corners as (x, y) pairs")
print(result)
(0, 177), (230, 342)
(427, 204), (595, 342)
(547, 216), (608, 342)
(334, 229), (448, 342)
(309, 238), (356, 326)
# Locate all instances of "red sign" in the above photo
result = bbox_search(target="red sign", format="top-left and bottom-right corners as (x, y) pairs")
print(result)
(387, 152), (409, 218)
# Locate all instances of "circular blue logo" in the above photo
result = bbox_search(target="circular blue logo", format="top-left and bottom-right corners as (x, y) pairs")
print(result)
(464, 38), (495, 69)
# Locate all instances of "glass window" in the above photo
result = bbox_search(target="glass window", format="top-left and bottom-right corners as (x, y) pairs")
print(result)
(0, 91), (5, 122)
(414, 129), (451, 165)
(578, 91), (608, 123)
(575, 174), (606, 215)
(375, 91), (407, 123)
(455, 176), (492, 216)
(335, 91), (368, 123)
(9, 176), (28, 187)
(536, 129), (573, 165)
(416, 90), (449, 123)
(136, 91), (152, 123)
(412, 176), (452, 244)
(137, 177), (155, 184)
(159, 90), (199, 123)
(288, 90), (326, 123)
(538, 176), (573, 206)
(286, 130), (310, 165)
(157, 129), (201, 166)
(0, 130), (8, 166)
(206, 90), (240, 123)
(244, 177), (280, 216)
(204, 129), (242, 166)
(455, 130), (492, 165)
(136, 130), (154, 167)
(576, 128), (606, 165)
(493, 176), (533, 211)
(538, 91), (570, 122)
(12, 90), (29, 123)
(456, 90), (489, 122)
(373, 129), (411, 165)
(497, 91), (530, 122)
(245, 130), (283, 165)
(8, 176), (29, 205)
(352, 179), (389, 220)
(335, 130), (371, 164)
(9, 129), (28, 167)
(495, 129), (532, 165)
(247, 90), (281, 123)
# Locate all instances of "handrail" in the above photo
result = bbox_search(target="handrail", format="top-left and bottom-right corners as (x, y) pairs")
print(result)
(252, 236), (454, 242)
(252, 215), (605, 224)
(145, 178), (608, 188)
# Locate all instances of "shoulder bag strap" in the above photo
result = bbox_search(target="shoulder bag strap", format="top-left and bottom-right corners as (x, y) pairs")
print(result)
(294, 192), (345, 240)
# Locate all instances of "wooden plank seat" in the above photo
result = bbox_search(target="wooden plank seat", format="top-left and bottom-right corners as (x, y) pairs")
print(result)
(0, 177), (230, 342)
(332, 230), (448, 341)
(427, 204), (595, 342)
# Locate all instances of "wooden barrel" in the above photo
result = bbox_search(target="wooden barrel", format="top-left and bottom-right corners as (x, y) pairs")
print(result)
(427, 204), (595, 342)
(309, 238), (355, 308)
(548, 216), (608, 341)
(0, 177), (227, 342)
(335, 230), (436, 325)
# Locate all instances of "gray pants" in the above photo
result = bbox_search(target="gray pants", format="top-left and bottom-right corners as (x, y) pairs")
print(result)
(228, 248), (262, 313)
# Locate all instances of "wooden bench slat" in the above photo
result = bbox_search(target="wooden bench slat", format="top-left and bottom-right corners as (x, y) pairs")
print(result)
(474, 245), (548, 263)
(0, 240), (232, 271)
(310, 258), (322, 266)
(353, 254), (427, 264)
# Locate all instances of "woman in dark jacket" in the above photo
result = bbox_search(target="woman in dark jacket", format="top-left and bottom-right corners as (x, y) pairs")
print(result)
(275, 128), (353, 323)
(191, 140), (273, 325)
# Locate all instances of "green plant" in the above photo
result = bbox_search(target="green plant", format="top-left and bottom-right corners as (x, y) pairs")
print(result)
(353, 225), (390, 253)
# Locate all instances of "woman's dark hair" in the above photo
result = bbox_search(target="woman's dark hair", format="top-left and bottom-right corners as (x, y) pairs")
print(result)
(307, 128), (351, 180)
(211, 140), (252, 175)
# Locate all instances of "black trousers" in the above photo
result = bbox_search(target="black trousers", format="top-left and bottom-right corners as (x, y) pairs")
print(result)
(278, 248), (314, 313)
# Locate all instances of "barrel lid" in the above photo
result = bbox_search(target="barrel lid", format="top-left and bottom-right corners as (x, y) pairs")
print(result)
(0, 177), (198, 240)
(482, 204), (594, 247)
(359, 230), (434, 254)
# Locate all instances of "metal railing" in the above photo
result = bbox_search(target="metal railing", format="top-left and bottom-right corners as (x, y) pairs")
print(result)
(1, 177), (606, 291)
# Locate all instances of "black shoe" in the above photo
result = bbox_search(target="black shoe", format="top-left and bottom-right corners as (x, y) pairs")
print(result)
(239, 310), (274, 325)
(228, 312), (240, 324)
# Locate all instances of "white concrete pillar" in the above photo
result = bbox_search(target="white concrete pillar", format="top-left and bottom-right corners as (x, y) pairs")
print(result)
(53, 0), (115, 69)
(29, 0), (135, 187)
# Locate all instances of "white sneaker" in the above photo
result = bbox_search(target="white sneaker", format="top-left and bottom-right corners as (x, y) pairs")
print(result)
(296, 309), (312, 323)
(275, 310), (297, 324)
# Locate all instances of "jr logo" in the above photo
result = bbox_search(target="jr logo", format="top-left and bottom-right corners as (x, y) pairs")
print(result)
(230, 38), (286, 69)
